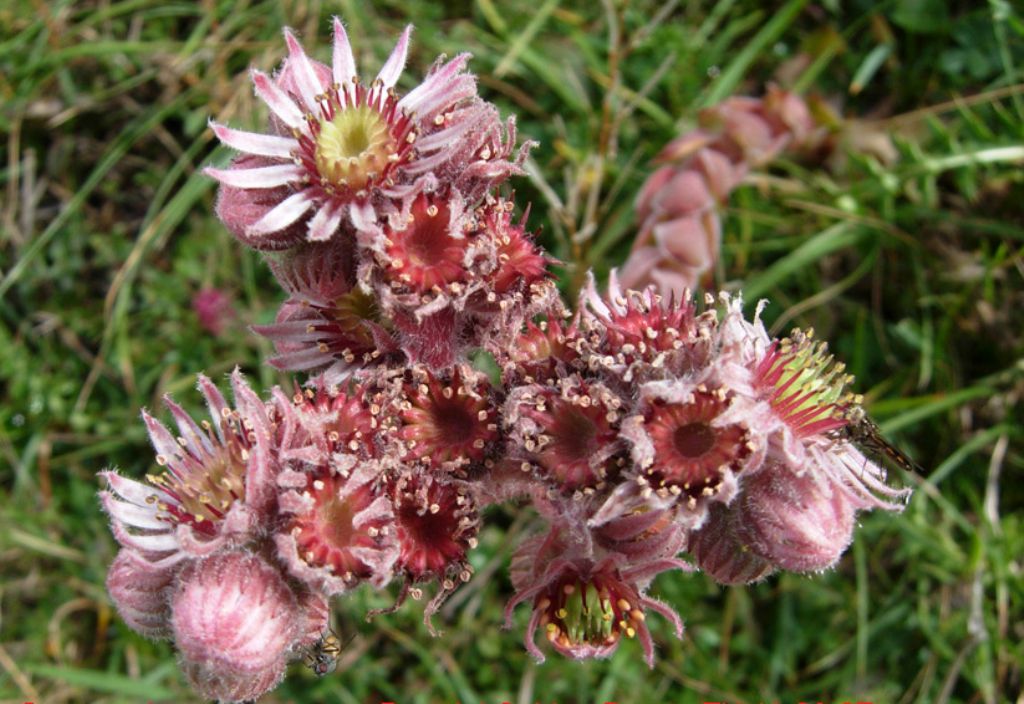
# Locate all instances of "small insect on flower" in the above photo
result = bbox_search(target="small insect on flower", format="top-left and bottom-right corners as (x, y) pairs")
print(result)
(840, 410), (924, 476)
(304, 629), (348, 677)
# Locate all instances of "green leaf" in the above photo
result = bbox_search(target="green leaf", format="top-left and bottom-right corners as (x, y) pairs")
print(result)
(891, 0), (950, 34)
(21, 663), (177, 700)
(741, 222), (864, 301)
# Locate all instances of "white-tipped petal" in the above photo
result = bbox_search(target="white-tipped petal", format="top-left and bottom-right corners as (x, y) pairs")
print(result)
(205, 163), (303, 189)
(246, 191), (314, 237)
(414, 117), (476, 153)
(210, 122), (297, 159)
(306, 201), (345, 241)
(376, 25), (412, 90)
(331, 17), (357, 87)
(251, 70), (305, 129)
(284, 29), (326, 113)
(164, 398), (214, 455)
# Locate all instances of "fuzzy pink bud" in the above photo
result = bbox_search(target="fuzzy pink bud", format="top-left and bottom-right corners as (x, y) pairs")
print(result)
(735, 463), (855, 572)
(106, 549), (177, 640)
(172, 551), (298, 703)
(687, 503), (773, 585)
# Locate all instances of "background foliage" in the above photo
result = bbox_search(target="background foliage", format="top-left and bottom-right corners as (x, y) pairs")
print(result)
(1, 1), (1022, 702)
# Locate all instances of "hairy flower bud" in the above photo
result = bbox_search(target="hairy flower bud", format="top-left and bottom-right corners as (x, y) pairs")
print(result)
(106, 549), (177, 640)
(686, 503), (773, 585)
(172, 552), (298, 703)
(734, 462), (855, 572)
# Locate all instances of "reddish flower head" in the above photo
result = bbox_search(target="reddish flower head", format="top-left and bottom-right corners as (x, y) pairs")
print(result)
(391, 472), (479, 583)
(254, 242), (399, 379)
(752, 327), (856, 439)
(502, 313), (583, 384)
(505, 376), (626, 491)
(276, 459), (398, 594)
(506, 525), (685, 667)
(392, 364), (499, 473)
(381, 191), (471, 294)
(633, 386), (755, 508)
(583, 273), (716, 382)
(476, 197), (548, 295)
(716, 299), (910, 511)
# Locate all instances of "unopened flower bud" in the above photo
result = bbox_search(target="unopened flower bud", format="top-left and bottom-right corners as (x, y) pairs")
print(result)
(106, 549), (177, 640)
(172, 552), (298, 703)
(735, 464), (855, 572)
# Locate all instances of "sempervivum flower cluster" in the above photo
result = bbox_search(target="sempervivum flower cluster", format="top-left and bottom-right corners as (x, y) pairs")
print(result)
(100, 19), (913, 704)
(211, 20), (553, 376)
(493, 274), (911, 660)
(621, 86), (820, 297)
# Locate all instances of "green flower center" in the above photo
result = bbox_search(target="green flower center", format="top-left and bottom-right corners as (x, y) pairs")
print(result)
(315, 106), (396, 191)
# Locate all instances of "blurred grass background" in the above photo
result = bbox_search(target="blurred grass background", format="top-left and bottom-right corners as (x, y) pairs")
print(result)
(1, 0), (1022, 702)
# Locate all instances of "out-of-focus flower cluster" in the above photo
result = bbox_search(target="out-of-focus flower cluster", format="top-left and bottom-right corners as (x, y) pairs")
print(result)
(622, 86), (821, 297)
(100, 21), (910, 704)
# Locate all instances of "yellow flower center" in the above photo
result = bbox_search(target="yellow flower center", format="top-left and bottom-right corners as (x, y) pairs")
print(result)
(314, 106), (396, 191)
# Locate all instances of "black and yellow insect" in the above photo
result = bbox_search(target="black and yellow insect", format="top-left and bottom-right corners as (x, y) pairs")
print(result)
(305, 629), (344, 677)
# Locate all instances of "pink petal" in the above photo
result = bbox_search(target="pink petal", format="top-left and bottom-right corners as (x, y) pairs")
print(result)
(205, 163), (303, 189)
(111, 522), (178, 553)
(332, 17), (357, 86)
(246, 191), (314, 237)
(163, 397), (213, 454)
(209, 122), (297, 159)
(196, 374), (230, 441)
(252, 319), (326, 342)
(251, 70), (305, 129)
(103, 470), (162, 506)
(141, 411), (180, 461)
(376, 25), (412, 89)
(306, 201), (344, 241)
(266, 345), (335, 371)
(101, 492), (166, 530)
(398, 53), (471, 113)
(414, 117), (477, 153)
(348, 199), (378, 234)
(284, 29), (326, 113)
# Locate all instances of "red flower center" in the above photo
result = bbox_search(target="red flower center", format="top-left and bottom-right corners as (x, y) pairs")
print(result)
(643, 388), (751, 501)
(552, 408), (598, 461)
(398, 367), (497, 468)
(291, 472), (388, 583)
(385, 195), (468, 292)
(392, 476), (478, 580)
(673, 422), (716, 458)
(519, 386), (622, 490)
